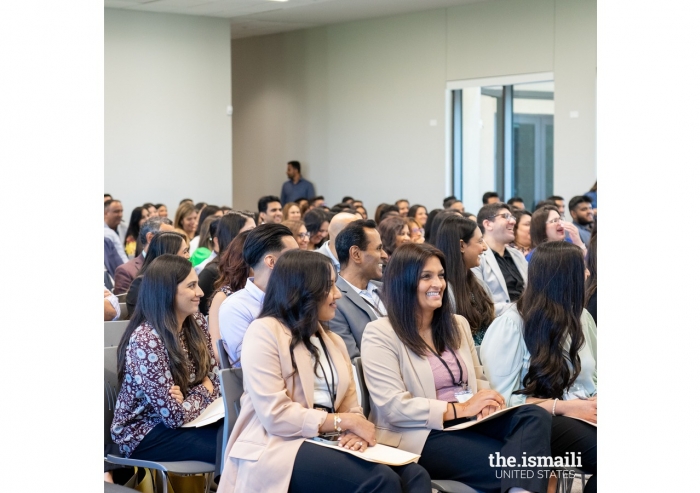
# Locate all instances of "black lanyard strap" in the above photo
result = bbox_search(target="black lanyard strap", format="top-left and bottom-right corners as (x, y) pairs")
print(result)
(427, 346), (464, 388)
(316, 333), (336, 414)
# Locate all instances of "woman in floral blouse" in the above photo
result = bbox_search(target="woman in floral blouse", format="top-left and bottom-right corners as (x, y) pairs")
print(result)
(111, 254), (222, 467)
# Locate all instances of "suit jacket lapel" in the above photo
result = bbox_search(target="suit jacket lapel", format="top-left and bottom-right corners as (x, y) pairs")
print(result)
(485, 247), (509, 296)
(337, 277), (377, 321)
(292, 339), (316, 408)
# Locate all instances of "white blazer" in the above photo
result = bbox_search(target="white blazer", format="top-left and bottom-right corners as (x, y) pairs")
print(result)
(471, 245), (528, 316)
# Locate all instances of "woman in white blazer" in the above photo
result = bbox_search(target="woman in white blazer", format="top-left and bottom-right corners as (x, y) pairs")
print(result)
(218, 250), (431, 493)
(362, 243), (553, 493)
(481, 241), (597, 492)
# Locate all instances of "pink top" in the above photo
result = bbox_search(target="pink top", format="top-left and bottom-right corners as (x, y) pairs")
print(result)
(426, 349), (468, 402)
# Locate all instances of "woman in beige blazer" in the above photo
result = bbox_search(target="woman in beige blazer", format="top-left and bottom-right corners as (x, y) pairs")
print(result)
(218, 250), (431, 493)
(361, 243), (553, 493)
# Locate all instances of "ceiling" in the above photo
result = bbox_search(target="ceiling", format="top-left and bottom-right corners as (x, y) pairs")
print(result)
(105, 0), (491, 39)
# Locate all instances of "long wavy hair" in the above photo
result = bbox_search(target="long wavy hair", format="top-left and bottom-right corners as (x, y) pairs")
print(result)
(529, 205), (559, 248)
(258, 250), (335, 373)
(213, 229), (251, 294)
(514, 241), (586, 399)
(117, 255), (210, 394)
(383, 243), (460, 356)
(434, 215), (494, 335)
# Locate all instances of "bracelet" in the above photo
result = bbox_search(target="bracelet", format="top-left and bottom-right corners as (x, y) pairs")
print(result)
(551, 398), (559, 416)
(450, 402), (458, 420)
(334, 413), (343, 432)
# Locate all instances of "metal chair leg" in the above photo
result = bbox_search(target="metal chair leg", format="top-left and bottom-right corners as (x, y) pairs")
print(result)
(160, 470), (168, 493)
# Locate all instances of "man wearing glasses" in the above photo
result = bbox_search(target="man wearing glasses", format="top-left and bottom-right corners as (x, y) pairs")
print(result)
(472, 203), (528, 317)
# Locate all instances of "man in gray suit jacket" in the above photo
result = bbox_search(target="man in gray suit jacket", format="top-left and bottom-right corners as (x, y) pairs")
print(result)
(471, 202), (528, 316)
(329, 219), (388, 359)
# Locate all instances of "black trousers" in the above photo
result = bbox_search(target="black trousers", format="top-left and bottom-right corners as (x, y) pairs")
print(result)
(288, 441), (432, 493)
(130, 420), (224, 474)
(418, 406), (552, 493)
(551, 416), (597, 493)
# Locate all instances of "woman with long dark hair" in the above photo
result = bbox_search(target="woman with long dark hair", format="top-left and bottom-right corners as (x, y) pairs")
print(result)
(207, 229), (252, 363)
(124, 206), (148, 258)
(125, 231), (190, 317)
(218, 250), (430, 493)
(433, 215), (495, 345)
(361, 243), (553, 493)
(481, 241), (597, 492)
(111, 255), (222, 467)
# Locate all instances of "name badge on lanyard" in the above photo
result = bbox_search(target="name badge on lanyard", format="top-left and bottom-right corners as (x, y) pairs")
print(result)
(454, 385), (473, 403)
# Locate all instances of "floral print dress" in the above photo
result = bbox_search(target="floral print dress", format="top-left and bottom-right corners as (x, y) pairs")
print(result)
(110, 313), (221, 456)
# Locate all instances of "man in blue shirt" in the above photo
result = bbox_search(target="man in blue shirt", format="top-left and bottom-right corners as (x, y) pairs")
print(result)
(218, 224), (298, 367)
(280, 160), (316, 205)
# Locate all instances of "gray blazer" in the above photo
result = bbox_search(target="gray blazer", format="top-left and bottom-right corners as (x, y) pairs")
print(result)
(328, 277), (381, 359)
(361, 315), (489, 455)
(471, 245), (528, 316)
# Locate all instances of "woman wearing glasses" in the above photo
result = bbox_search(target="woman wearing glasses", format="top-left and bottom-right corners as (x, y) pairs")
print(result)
(218, 250), (431, 493)
(407, 218), (425, 244)
(526, 205), (586, 261)
(282, 219), (311, 250)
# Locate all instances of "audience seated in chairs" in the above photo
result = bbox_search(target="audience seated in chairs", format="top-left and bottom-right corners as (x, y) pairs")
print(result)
(317, 212), (361, 273)
(481, 241), (597, 492)
(361, 243), (553, 493)
(282, 202), (302, 221)
(111, 255), (223, 470)
(281, 219), (310, 250)
(218, 250), (431, 493)
(433, 215), (495, 346)
(407, 204), (428, 228)
(104, 286), (121, 321)
(585, 229), (597, 324)
(125, 231), (189, 317)
(124, 206), (148, 259)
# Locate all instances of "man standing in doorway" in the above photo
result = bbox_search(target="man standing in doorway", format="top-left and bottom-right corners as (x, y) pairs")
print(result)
(281, 160), (316, 206)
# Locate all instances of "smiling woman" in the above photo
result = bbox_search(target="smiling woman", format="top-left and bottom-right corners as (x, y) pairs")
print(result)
(360, 242), (554, 493)
(111, 254), (223, 469)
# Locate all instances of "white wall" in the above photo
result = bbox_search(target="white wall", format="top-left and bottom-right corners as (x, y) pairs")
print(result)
(105, 9), (233, 218)
(230, 0), (597, 214)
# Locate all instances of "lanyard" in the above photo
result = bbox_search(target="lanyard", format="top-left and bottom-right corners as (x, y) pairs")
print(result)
(428, 346), (465, 389)
(316, 334), (336, 414)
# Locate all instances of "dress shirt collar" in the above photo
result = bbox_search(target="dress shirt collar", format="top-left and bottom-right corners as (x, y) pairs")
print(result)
(245, 277), (265, 304)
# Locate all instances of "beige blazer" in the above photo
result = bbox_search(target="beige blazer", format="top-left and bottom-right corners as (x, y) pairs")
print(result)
(218, 317), (363, 493)
(360, 315), (489, 456)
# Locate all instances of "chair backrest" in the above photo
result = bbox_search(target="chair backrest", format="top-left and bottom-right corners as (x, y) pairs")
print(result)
(105, 320), (130, 347)
(217, 339), (231, 370)
(118, 303), (129, 320)
(104, 347), (120, 449)
(352, 357), (371, 418)
(218, 367), (244, 476)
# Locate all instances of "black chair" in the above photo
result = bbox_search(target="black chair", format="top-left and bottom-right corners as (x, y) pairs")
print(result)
(103, 347), (216, 493)
(352, 356), (482, 493)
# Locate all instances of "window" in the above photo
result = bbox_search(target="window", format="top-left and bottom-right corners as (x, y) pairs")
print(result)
(448, 73), (554, 212)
